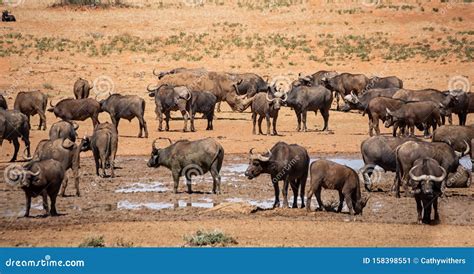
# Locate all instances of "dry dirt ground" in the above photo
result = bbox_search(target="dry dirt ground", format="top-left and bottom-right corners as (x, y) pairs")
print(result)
(0, 0), (473, 246)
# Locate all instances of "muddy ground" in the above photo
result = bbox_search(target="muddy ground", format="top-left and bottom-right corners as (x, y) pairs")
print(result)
(0, 1), (473, 246)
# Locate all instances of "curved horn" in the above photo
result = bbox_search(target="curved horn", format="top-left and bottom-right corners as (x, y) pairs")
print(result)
(152, 138), (159, 150)
(281, 92), (288, 102)
(266, 91), (274, 102)
(409, 164), (428, 182)
(49, 99), (56, 108)
(22, 148), (32, 161)
(28, 170), (40, 177)
(429, 166), (447, 182)
(158, 137), (173, 145)
(258, 149), (272, 162)
(153, 69), (160, 77)
(463, 140), (470, 156)
(249, 148), (256, 155)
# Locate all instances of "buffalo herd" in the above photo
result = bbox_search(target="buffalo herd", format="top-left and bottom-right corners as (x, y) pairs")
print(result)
(1, 69), (472, 225)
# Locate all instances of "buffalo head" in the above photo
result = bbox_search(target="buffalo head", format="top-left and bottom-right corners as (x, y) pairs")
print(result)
(5, 165), (40, 188)
(354, 196), (370, 215)
(147, 138), (173, 168)
(266, 87), (287, 110)
(409, 159), (447, 195)
(244, 148), (272, 179)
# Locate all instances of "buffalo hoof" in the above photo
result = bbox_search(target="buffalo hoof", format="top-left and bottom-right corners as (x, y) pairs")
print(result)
(300, 204), (305, 209)
(273, 202), (280, 209)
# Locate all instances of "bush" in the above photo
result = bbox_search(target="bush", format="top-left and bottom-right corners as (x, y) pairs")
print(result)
(184, 230), (237, 247)
(78, 236), (106, 247)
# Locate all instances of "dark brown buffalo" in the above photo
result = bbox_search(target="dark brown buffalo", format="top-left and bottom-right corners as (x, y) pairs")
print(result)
(360, 136), (419, 191)
(432, 125), (474, 171)
(4, 159), (64, 217)
(81, 122), (118, 178)
(73, 78), (93, 99)
(147, 84), (193, 132)
(306, 160), (369, 215)
(365, 76), (403, 91)
(48, 98), (101, 127)
(408, 158), (446, 224)
(395, 141), (466, 198)
(49, 120), (79, 142)
(0, 109), (30, 162)
(385, 101), (441, 137)
(147, 138), (224, 194)
(99, 94), (148, 138)
(321, 72), (369, 110)
(154, 69), (254, 112)
(14, 90), (48, 130)
(294, 70), (338, 87)
(250, 90), (286, 136)
(0, 94), (7, 109)
(33, 137), (84, 196)
(245, 142), (309, 208)
(364, 97), (405, 136)
(284, 85), (333, 132)
(188, 91), (217, 131)
(341, 88), (399, 112)
(2, 10), (15, 22)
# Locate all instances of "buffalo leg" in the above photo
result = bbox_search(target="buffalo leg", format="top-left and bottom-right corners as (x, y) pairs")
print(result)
(265, 114), (271, 135)
(186, 177), (192, 194)
(210, 169), (221, 195)
(335, 92), (340, 111)
(344, 193), (355, 215)
(422, 199), (432, 224)
(93, 152), (100, 176)
(165, 112), (171, 131)
(315, 187), (324, 211)
(92, 115), (99, 128)
(158, 110), (163, 131)
(459, 113), (467, 126)
(139, 116), (148, 138)
(42, 191), (49, 215)
(272, 115), (278, 135)
(433, 197), (440, 223)
(257, 115), (264, 135)
(302, 110), (307, 132)
(294, 109), (301, 131)
(337, 191), (345, 213)
(10, 138), (20, 162)
(272, 178), (280, 208)
(181, 110), (189, 132)
(306, 184), (314, 212)
(24, 193), (31, 217)
(172, 171), (180, 194)
(282, 178), (289, 208)
(299, 177), (306, 208)
(39, 110), (47, 130)
(415, 196), (423, 224)
(374, 116), (381, 136)
(321, 108), (330, 131)
(216, 102), (221, 113)
(49, 189), (59, 216)
(252, 112), (257, 134)
(110, 156), (115, 178)
(59, 176), (68, 197)
(289, 180), (298, 208)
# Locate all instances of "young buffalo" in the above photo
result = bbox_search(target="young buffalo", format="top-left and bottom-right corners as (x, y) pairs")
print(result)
(307, 160), (369, 215)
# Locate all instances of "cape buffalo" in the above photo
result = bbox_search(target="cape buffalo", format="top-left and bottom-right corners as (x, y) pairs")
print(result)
(432, 125), (474, 171)
(385, 101), (442, 137)
(14, 90), (48, 130)
(81, 122), (118, 178)
(188, 91), (217, 131)
(364, 97), (406, 136)
(99, 93), (148, 138)
(365, 76), (403, 91)
(284, 85), (333, 131)
(408, 158), (446, 224)
(2, 10), (15, 22)
(0, 94), (7, 109)
(321, 72), (369, 111)
(154, 68), (254, 112)
(147, 84), (193, 132)
(147, 137), (224, 194)
(306, 160), (369, 215)
(73, 78), (93, 99)
(0, 109), (30, 162)
(360, 136), (419, 191)
(395, 140), (467, 198)
(4, 159), (64, 217)
(48, 98), (101, 127)
(33, 137), (84, 197)
(250, 89), (286, 135)
(245, 142), (309, 208)
(341, 88), (399, 112)
(49, 120), (79, 142)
